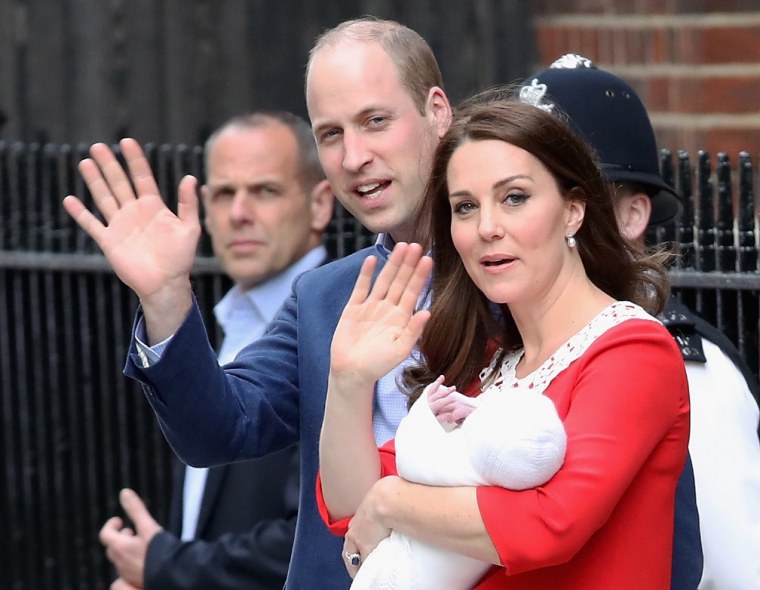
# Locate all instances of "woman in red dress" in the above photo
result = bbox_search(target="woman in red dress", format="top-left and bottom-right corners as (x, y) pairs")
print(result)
(318, 97), (689, 589)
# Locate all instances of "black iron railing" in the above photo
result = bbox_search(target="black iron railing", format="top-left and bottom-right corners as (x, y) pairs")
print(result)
(0, 141), (758, 589)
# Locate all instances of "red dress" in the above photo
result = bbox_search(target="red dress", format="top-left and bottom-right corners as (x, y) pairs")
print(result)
(318, 311), (690, 589)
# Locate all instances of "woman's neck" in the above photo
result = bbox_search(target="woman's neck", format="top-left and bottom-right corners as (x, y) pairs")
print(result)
(510, 272), (615, 379)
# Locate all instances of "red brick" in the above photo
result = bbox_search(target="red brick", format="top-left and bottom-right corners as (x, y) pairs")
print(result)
(650, 28), (673, 63)
(702, 129), (760, 160)
(702, 76), (760, 114)
(674, 26), (704, 65)
(653, 127), (681, 154)
(701, 26), (760, 64)
(644, 76), (673, 111)
(623, 29), (647, 64)
(634, 0), (680, 15)
(594, 28), (610, 63)
(536, 27), (558, 64)
(682, 0), (760, 13)
(531, 0), (608, 15)
(661, 77), (760, 114)
(532, 7), (760, 148)
(651, 124), (760, 160)
(536, 26), (570, 65)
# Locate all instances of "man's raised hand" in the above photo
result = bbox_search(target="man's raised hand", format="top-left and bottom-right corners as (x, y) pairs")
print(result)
(62, 138), (201, 342)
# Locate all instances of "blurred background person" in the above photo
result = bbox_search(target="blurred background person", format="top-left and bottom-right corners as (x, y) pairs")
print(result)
(98, 111), (334, 590)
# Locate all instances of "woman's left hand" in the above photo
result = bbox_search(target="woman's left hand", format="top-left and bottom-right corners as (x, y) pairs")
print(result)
(341, 476), (400, 577)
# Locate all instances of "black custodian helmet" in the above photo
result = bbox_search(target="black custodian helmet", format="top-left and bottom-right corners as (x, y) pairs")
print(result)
(522, 54), (681, 226)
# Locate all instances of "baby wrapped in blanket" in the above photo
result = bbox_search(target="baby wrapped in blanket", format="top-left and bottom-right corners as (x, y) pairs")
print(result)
(350, 371), (567, 590)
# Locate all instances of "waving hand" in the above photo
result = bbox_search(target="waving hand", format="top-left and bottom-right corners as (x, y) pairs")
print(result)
(330, 242), (433, 388)
(62, 138), (201, 341)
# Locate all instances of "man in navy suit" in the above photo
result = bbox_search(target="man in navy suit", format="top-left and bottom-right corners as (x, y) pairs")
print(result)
(96, 112), (333, 590)
(64, 17), (452, 589)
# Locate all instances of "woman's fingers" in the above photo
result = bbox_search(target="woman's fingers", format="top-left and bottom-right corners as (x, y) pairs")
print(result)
(346, 242), (432, 314)
(346, 255), (378, 307)
(381, 243), (424, 304)
(368, 242), (413, 302)
(398, 254), (433, 312)
(363, 243), (432, 315)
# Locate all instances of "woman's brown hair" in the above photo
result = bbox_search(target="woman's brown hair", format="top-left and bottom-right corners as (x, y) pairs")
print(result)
(404, 93), (670, 404)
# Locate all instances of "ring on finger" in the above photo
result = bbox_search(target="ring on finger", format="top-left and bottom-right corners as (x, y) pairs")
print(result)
(345, 551), (362, 567)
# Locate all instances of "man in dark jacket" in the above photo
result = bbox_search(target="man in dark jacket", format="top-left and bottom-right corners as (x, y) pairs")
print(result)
(98, 111), (334, 590)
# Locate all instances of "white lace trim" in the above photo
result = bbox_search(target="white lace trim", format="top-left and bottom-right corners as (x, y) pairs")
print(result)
(478, 301), (658, 397)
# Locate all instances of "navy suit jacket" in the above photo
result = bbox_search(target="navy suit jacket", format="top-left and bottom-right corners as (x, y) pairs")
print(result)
(144, 445), (299, 590)
(125, 247), (701, 589)
(127, 249), (372, 589)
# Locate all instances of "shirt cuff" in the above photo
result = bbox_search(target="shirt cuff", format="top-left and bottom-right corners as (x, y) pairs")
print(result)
(134, 316), (174, 368)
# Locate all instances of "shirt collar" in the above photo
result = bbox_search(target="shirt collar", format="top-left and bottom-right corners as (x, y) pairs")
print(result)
(214, 245), (327, 330)
(373, 233), (434, 309)
(374, 233), (396, 260)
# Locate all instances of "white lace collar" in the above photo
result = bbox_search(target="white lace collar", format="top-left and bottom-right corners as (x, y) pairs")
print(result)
(478, 301), (658, 397)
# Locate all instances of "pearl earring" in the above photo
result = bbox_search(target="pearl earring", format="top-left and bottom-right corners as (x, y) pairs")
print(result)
(566, 233), (577, 248)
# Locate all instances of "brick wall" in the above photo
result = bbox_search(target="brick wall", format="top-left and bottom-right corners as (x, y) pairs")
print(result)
(531, 1), (760, 163)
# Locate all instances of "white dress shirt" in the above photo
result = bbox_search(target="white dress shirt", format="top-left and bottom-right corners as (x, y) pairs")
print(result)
(688, 339), (760, 590)
(180, 245), (326, 540)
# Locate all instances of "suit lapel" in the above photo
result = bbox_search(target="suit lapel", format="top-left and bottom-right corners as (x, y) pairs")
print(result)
(195, 465), (227, 537)
(168, 460), (186, 535)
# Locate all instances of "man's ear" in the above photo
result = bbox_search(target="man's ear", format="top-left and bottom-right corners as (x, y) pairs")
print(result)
(425, 86), (453, 139)
(615, 192), (651, 242)
(309, 179), (335, 233)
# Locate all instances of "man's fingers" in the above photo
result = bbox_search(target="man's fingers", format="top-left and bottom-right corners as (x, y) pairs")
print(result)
(120, 138), (163, 199)
(119, 488), (158, 536)
(177, 175), (200, 225)
(99, 516), (124, 546)
(111, 578), (140, 590)
(89, 143), (139, 208)
(77, 158), (121, 223)
(62, 195), (108, 246)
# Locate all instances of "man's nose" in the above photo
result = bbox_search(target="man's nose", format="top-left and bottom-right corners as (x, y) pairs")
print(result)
(342, 130), (372, 173)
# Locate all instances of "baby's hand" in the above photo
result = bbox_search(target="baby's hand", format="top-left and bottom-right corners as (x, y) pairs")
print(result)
(427, 375), (478, 426)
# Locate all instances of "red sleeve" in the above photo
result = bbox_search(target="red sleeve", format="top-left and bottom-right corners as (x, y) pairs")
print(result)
(316, 439), (399, 536)
(476, 320), (689, 575)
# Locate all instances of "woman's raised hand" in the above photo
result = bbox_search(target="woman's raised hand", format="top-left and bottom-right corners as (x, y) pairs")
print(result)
(330, 242), (433, 389)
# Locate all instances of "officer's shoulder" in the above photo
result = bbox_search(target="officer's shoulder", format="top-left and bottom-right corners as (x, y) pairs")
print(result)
(660, 299), (707, 363)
